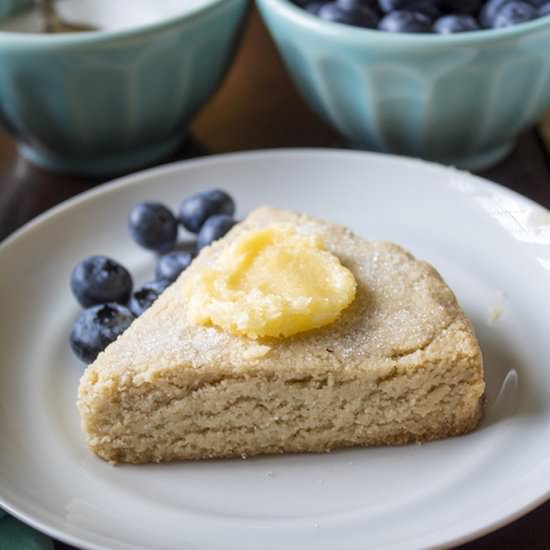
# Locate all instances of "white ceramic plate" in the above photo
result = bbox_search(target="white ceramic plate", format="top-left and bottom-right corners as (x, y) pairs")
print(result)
(1, 150), (550, 550)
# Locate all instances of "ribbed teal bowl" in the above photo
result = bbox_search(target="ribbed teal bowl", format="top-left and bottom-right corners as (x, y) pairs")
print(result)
(257, 0), (550, 170)
(0, 0), (250, 176)
(0, 0), (32, 18)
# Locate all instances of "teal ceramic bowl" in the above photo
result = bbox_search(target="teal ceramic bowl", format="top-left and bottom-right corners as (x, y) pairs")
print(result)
(0, 0), (32, 19)
(257, 0), (550, 170)
(0, 0), (250, 176)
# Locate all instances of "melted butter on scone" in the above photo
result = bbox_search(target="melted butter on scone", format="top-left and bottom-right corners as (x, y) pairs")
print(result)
(183, 223), (357, 339)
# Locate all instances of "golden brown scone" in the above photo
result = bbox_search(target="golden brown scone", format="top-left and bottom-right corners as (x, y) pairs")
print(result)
(78, 207), (485, 464)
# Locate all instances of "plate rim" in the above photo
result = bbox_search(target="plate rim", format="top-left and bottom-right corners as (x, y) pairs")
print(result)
(1, 148), (549, 550)
(1, 147), (544, 253)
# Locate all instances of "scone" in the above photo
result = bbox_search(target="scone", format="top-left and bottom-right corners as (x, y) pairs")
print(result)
(78, 207), (485, 464)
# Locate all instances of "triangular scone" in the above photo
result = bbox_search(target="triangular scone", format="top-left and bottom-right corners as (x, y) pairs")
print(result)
(78, 207), (485, 464)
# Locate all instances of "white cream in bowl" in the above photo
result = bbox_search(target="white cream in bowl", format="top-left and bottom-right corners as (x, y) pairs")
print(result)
(0, 0), (216, 33)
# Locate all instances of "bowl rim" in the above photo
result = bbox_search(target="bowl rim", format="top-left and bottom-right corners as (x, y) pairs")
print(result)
(0, 0), (242, 46)
(259, 0), (550, 46)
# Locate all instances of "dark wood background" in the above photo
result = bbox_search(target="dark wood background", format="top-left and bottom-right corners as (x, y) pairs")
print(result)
(1, 7), (549, 550)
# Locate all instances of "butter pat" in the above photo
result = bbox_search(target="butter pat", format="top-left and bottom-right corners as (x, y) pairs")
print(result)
(183, 223), (357, 338)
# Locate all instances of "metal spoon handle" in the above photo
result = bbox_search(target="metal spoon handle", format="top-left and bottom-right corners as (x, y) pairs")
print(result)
(36, 0), (56, 17)
(35, 0), (98, 33)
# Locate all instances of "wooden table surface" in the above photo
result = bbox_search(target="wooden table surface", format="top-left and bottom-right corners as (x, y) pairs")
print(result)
(1, 7), (550, 550)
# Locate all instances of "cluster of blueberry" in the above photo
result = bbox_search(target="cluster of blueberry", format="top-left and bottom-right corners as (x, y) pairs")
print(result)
(294, 0), (550, 33)
(69, 189), (237, 363)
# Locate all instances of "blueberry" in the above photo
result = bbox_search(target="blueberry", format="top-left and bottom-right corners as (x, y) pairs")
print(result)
(334, 0), (380, 26)
(320, 0), (379, 26)
(479, 0), (512, 26)
(435, 0), (481, 14)
(493, 1), (537, 26)
(298, 2), (326, 15)
(128, 202), (178, 253)
(156, 251), (194, 283)
(196, 215), (237, 250)
(378, 10), (432, 31)
(295, 0), (330, 13)
(297, 0), (547, 27)
(70, 303), (134, 363)
(129, 280), (171, 317)
(378, 0), (441, 18)
(178, 189), (235, 234)
(434, 14), (480, 31)
(71, 255), (132, 308)
(317, 3), (350, 22)
(337, 0), (379, 10)
(305, 1), (327, 13)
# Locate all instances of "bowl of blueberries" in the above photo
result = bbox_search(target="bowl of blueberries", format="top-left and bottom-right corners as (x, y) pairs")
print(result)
(256, 0), (550, 169)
